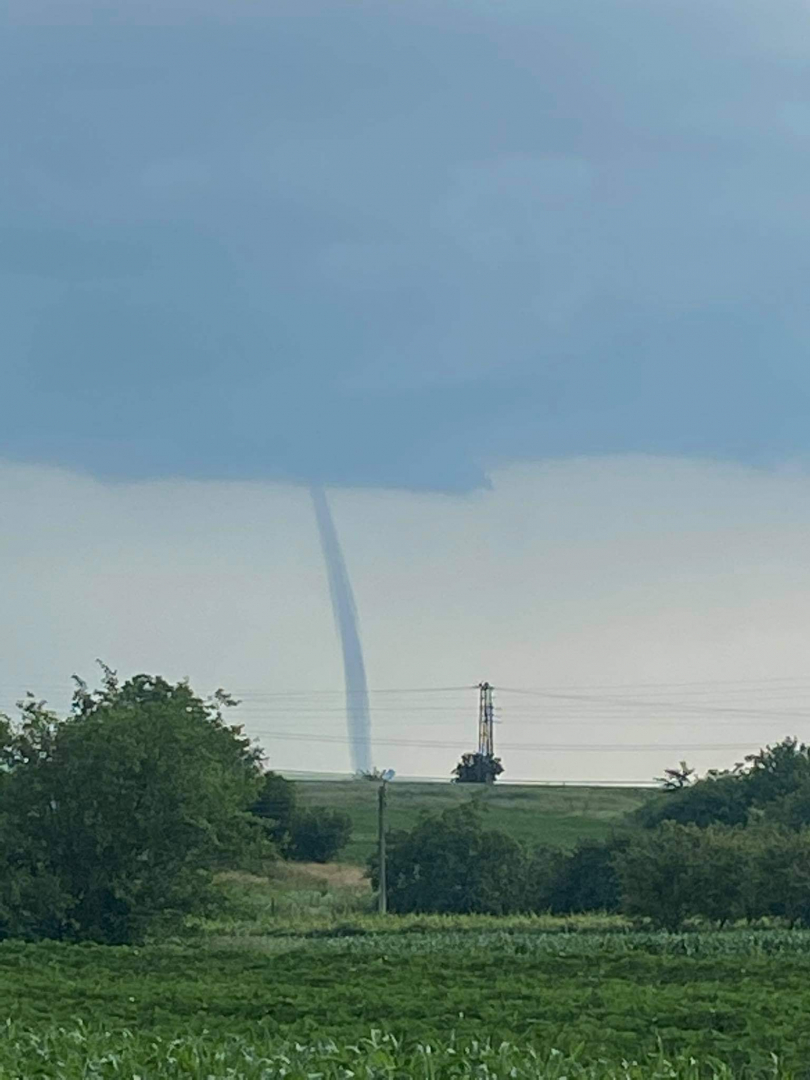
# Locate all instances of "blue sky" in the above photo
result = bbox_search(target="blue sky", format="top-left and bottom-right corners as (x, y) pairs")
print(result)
(5, 0), (810, 490)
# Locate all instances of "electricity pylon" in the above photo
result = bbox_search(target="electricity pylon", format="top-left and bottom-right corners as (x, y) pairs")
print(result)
(478, 681), (495, 758)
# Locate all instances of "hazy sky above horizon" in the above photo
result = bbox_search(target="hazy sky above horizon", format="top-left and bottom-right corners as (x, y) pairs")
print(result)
(3, 457), (810, 784)
(4, 0), (810, 780)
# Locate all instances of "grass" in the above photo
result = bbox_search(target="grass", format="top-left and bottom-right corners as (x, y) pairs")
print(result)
(202, 867), (631, 937)
(295, 779), (651, 863)
(208, 863), (373, 928)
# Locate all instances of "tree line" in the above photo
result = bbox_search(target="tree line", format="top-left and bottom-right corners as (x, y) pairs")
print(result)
(5, 664), (810, 941)
(372, 738), (810, 929)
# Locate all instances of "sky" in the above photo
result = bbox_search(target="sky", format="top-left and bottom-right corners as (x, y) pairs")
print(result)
(3, 0), (810, 781)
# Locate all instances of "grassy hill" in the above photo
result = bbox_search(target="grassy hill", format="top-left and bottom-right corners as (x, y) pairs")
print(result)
(294, 780), (652, 865)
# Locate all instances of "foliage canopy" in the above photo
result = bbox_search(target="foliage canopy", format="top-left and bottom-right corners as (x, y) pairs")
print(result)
(250, 771), (353, 863)
(452, 752), (504, 784)
(0, 667), (267, 943)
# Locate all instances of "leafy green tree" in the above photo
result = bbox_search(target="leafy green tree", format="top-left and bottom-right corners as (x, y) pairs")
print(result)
(615, 823), (759, 929)
(251, 771), (297, 851)
(614, 822), (708, 930)
(747, 826), (810, 926)
(744, 738), (810, 808)
(373, 804), (526, 914)
(766, 781), (810, 829)
(546, 838), (629, 914)
(635, 772), (750, 829)
(452, 753), (504, 784)
(524, 843), (566, 912)
(288, 807), (353, 863)
(0, 668), (268, 943)
(686, 826), (748, 927)
(639, 739), (810, 834)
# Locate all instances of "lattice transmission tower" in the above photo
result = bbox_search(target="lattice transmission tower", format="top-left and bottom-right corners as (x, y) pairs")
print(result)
(478, 681), (495, 758)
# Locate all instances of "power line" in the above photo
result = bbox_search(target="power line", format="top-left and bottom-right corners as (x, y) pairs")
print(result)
(247, 727), (765, 753)
(498, 687), (810, 719)
(498, 675), (810, 691)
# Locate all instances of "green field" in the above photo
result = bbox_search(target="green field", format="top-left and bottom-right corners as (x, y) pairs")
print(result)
(2, 864), (808, 1076)
(295, 779), (651, 864)
(3, 786), (802, 1078)
(3, 913), (810, 1076)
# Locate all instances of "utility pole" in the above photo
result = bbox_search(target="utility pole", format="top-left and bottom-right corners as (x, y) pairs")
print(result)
(478, 681), (495, 759)
(377, 777), (388, 914)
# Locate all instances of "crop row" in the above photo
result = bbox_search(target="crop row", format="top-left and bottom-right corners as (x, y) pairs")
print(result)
(0, 1024), (792, 1079)
(310, 927), (810, 958)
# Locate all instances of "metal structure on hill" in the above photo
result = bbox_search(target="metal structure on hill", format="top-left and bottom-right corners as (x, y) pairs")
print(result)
(478, 681), (495, 758)
(450, 681), (502, 784)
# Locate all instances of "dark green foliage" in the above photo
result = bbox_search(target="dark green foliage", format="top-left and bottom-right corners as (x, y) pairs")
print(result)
(249, 774), (352, 862)
(288, 807), (353, 863)
(524, 844), (566, 912)
(744, 738), (810, 807)
(749, 828), (810, 927)
(615, 822), (720, 930)
(374, 804), (526, 913)
(638, 739), (810, 832)
(528, 837), (628, 914)
(0, 669), (268, 943)
(452, 752), (504, 784)
(636, 773), (751, 829)
(251, 771), (298, 849)
(767, 780), (810, 829)
(615, 821), (810, 930)
(252, 771), (297, 824)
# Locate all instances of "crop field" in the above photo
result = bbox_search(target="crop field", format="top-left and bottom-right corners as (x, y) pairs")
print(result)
(4, 897), (810, 1078)
(295, 779), (651, 863)
(0, 1026), (785, 1079)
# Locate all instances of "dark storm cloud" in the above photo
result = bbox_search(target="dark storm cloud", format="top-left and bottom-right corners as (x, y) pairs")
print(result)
(3, 0), (810, 489)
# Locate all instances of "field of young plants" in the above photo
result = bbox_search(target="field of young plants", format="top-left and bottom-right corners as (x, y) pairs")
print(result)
(4, 911), (810, 1078)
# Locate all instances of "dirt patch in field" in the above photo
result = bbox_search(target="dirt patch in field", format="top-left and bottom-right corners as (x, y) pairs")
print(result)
(290, 862), (369, 889)
(217, 862), (369, 892)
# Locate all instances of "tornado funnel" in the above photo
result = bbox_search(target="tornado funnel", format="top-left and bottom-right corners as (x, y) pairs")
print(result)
(310, 486), (372, 774)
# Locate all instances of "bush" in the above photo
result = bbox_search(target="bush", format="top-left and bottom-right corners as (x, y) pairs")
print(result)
(373, 804), (526, 914)
(251, 771), (297, 850)
(289, 807), (353, 863)
(0, 670), (268, 943)
(249, 774), (352, 863)
(524, 844), (566, 912)
(748, 827), (810, 926)
(614, 823), (722, 930)
(452, 753), (504, 784)
(524, 837), (629, 915)
(636, 773), (751, 830)
(639, 739), (810, 834)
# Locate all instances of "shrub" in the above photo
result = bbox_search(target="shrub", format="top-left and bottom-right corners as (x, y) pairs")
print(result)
(289, 807), (353, 863)
(615, 822), (714, 930)
(556, 838), (627, 914)
(452, 753), (504, 784)
(635, 773), (750, 830)
(374, 804), (526, 914)
(251, 771), (297, 850)
(0, 669), (268, 943)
